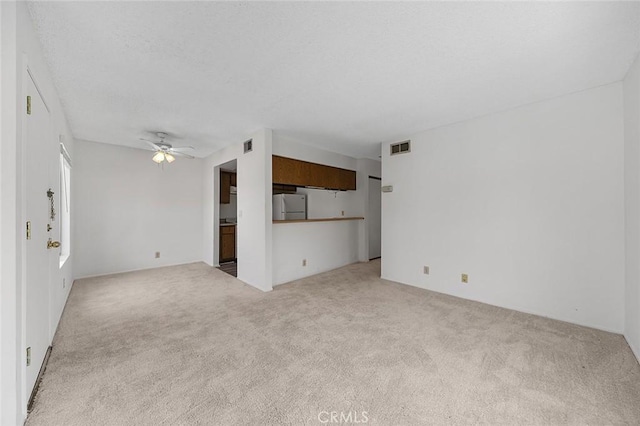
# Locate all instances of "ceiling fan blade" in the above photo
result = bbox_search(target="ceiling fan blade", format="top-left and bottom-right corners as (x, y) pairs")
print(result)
(170, 146), (195, 152)
(170, 151), (195, 159)
(139, 138), (160, 151)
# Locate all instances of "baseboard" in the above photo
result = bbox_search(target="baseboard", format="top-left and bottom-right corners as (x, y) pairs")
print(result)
(381, 274), (623, 335)
(73, 260), (206, 280)
(238, 278), (272, 293)
(274, 260), (360, 287)
(624, 334), (640, 364)
(27, 346), (52, 413)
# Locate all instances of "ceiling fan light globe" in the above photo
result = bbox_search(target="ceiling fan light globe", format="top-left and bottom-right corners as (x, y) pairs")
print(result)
(152, 152), (165, 163)
(165, 153), (175, 163)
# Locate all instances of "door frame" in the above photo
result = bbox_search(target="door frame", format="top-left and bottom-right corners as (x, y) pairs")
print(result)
(367, 175), (382, 260)
(213, 159), (239, 267)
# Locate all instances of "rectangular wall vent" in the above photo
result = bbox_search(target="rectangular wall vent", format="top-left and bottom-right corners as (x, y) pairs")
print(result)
(244, 139), (253, 153)
(390, 140), (410, 156)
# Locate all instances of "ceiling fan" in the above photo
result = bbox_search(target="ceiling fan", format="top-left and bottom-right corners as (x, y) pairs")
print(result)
(140, 132), (195, 164)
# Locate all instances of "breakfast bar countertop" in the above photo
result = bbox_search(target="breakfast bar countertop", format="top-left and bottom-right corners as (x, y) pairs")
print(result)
(273, 217), (364, 224)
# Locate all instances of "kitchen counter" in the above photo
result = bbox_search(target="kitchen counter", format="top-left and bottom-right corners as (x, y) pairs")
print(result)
(273, 216), (364, 224)
(220, 223), (237, 227)
(272, 216), (363, 285)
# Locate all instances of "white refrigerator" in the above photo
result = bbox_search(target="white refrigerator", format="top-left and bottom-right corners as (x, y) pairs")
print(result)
(273, 194), (307, 220)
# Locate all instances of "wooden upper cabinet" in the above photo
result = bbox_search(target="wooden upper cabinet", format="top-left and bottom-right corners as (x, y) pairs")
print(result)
(272, 156), (356, 190)
(220, 170), (237, 204)
(339, 168), (356, 190)
(272, 156), (297, 186)
(220, 171), (231, 204)
(306, 162), (327, 188)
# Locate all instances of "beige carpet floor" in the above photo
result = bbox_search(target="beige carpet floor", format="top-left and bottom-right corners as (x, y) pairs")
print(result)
(27, 260), (640, 425)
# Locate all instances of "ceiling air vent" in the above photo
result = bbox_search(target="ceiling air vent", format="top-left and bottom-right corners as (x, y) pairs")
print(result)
(390, 140), (410, 156)
(244, 139), (253, 154)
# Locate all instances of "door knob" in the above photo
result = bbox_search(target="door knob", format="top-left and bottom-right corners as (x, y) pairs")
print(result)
(47, 239), (60, 249)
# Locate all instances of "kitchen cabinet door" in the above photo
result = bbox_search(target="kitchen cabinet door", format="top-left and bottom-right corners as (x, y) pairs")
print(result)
(272, 155), (356, 190)
(273, 156), (305, 186)
(305, 162), (327, 188)
(220, 171), (231, 204)
(339, 169), (357, 190)
(220, 226), (236, 262)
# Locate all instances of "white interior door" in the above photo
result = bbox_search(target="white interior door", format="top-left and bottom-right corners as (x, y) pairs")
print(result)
(25, 72), (53, 396)
(368, 177), (382, 260)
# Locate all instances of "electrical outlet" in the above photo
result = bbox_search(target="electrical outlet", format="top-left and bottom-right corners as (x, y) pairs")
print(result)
(155, 252), (160, 259)
(461, 273), (468, 283)
(302, 259), (307, 267)
(341, 210), (345, 216)
(423, 266), (429, 275)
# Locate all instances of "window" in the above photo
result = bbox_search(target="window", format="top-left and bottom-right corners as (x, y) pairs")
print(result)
(59, 144), (71, 267)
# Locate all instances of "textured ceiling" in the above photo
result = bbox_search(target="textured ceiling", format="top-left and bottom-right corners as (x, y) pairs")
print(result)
(28, 1), (640, 159)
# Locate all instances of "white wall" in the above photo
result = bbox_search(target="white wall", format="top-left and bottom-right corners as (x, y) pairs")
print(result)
(220, 193), (237, 220)
(1, 2), (75, 424)
(624, 53), (640, 361)
(271, 138), (381, 285)
(273, 220), (360, 285)
(382, 83), (625, 333)
(296, 188), (359, 219)
(202, 129), (273, 291)
(0, 3), (19, 424)
(73, 140), (203, 278)
(273, 134), (359, 170)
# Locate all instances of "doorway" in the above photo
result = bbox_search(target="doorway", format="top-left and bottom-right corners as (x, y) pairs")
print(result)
(217, 159), (237, 277)
(368, 176), (382, 260)
(24, 69), (56, 401)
